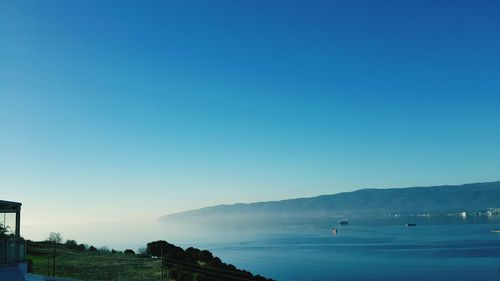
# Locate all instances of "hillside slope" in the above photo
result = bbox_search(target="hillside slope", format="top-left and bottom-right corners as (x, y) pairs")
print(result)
(159, 181), (500, 221)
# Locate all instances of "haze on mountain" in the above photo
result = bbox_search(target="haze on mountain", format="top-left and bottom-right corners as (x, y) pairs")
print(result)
(159, 181), (500, 221)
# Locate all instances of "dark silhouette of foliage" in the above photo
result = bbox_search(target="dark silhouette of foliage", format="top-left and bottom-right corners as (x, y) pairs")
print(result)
(0, 224), (9, 238)
(98, 246), (110, 253)
(146, 240), (274, 281)
(124, 249), (135, 255)
(137, 247), (147, 257)
(26, 238), (274, 281)
(65, 239), (78, 249)
(198, 250), (213, 262)
(146, 240), (184, 259)
(184, 247), (200, 260)
(76, 243), (87, 251)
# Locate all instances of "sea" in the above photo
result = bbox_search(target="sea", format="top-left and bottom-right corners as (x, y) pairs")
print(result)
(23, 216), (500, 281)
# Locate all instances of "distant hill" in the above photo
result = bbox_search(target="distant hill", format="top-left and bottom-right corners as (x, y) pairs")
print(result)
(159, 181), (500, 221)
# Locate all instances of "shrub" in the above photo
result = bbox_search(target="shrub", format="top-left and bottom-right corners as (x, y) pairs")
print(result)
(65, 240), (78, 249)
(124, 249), (135, 255)
(198, 250), (213, 262)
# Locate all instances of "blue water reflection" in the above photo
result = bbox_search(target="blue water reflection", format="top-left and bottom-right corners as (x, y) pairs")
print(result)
(201, 217), (500, 281)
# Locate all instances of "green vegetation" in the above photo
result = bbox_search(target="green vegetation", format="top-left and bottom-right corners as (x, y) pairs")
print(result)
(0, 223), (13, 238)
(147, 240), (272, 281)
(47, 232), (63, 243)
(27, 239), (273, 281)
(0, 223), (8, 237)
(27, 240), (162, 281)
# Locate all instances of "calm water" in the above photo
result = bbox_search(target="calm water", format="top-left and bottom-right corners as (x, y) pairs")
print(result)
(24, 216), (500, 281)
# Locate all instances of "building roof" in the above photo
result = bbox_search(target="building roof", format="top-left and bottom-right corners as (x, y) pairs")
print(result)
(0, 200), (22, 212)
(0, 200), (21, 206)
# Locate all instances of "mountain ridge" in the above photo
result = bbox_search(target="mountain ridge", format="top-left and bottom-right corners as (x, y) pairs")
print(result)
(159, 181), (500, 221)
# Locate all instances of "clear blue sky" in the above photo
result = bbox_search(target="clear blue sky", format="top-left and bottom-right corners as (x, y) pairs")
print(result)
(1, 0), (499, 225)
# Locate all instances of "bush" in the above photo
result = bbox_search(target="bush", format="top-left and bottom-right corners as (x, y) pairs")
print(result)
(143, 240), (275, 281)
(198, 250), (213, 262)
(65, 240), (78, 249)
(76, 244), (87, 251)
(0, 224), (10, 238)
(137, 247), (147, 257)
(124, 249), (135, 255)
(98, 246), (110, 253)
(185, 247), (200, 260)
(146, 240), (183, 258)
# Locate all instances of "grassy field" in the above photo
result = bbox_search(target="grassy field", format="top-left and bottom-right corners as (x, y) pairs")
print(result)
(26, 240), (273, 281)
(27, 241), (163, 281)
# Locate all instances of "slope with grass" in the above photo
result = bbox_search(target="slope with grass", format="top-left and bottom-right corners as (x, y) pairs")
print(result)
(27, 241), (161, 281)
(26, 240), (274, 281)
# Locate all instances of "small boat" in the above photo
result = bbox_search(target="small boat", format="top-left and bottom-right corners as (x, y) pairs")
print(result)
(332, 228), (338, 235)
(339, 219), (349, 225)
(490, 229), (500, 233)
(406, 223), (417, 227)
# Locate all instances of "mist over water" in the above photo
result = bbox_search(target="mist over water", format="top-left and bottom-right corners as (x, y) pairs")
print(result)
(23, 216), (500, 281)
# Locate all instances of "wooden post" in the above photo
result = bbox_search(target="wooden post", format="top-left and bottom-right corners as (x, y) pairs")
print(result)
(52, 240), (56, 276)
(47, 254), (50, 276)
(161, 247), (164, 281)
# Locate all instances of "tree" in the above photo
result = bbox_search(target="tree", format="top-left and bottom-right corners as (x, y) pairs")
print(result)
(124, 249), (135, 255)
(0, 224), (10, 238)
(185, 247), (201, 260)
(65, 239), (78, 249)
(137, 247), (147, 257)
(147, 240), (186, 260)
(47, 232), (63, 243)
(98, 246), (109, 252)
(198, 250), (213, 262)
